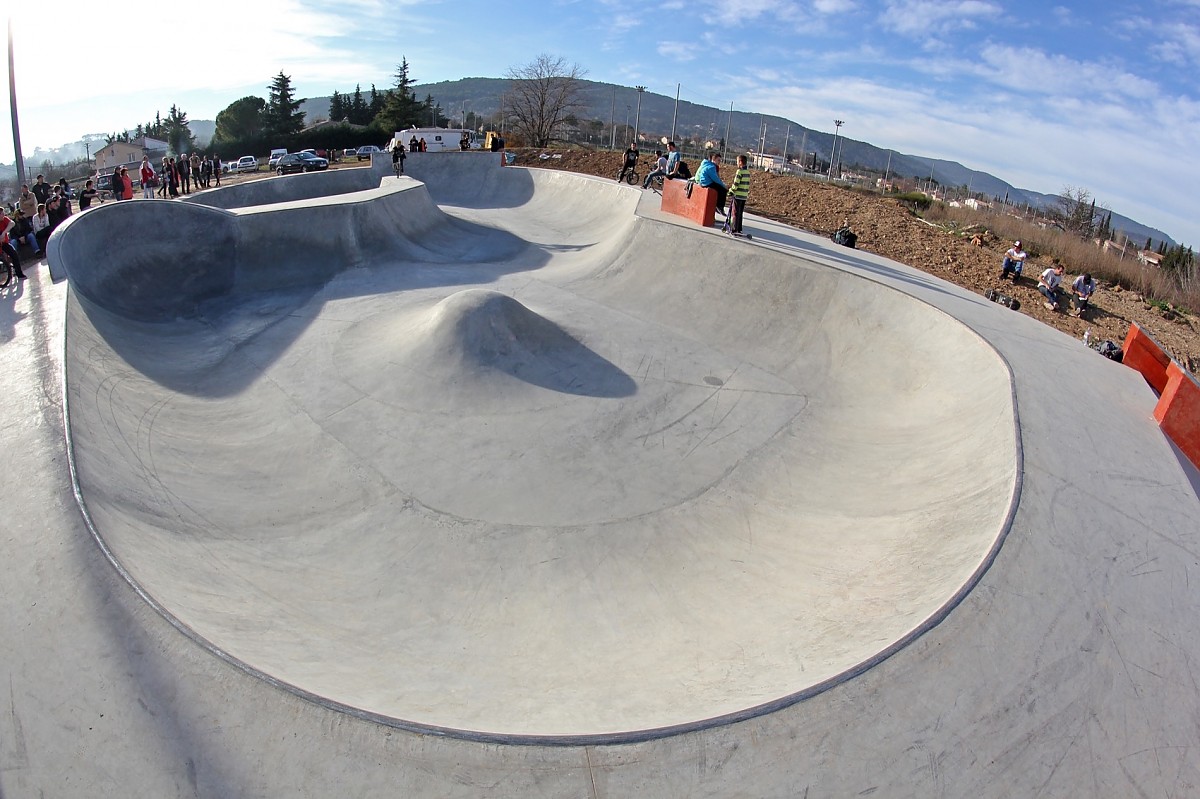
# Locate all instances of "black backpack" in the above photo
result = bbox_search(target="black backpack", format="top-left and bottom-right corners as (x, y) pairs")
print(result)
(675, 160), (692, 180)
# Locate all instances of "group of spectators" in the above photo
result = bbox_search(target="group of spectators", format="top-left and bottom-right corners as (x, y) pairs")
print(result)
(0, 174), (86, 277)
(621, 141), (752, 235)
(999, 241), (1097, 316)
(105, 153), (222, 202)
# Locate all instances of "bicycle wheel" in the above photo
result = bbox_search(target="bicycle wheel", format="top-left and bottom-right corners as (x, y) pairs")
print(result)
(0, 258), (13, 289)
(625, 170), (639, 185)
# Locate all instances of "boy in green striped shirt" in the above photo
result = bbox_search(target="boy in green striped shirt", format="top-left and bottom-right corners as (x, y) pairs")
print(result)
(730, 154), (751, 235)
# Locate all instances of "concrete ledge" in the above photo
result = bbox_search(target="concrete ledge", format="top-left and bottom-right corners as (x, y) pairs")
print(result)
(1123, 322), (1200, 469)
(661, 179), (716, 227)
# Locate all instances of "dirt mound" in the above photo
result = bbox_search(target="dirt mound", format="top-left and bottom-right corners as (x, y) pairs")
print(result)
(510, 147), (1200, 372)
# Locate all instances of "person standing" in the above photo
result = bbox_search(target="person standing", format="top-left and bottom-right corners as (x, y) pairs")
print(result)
(120, 167), (134, 200)
(178, 154), (191, 194)
(212, 154), (221, 186)
(140, 156), (157, 199)
(31, 175), (52, 206)
(729, 154), (751, 235)
(17, 184), (37, 219)
(77, 180), (100, 211)
(109, 169), (124, 201)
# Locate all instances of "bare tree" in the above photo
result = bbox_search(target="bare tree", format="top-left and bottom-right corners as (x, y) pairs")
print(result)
(1057, 185), (1101, 238)
(502, 55), (586, 147)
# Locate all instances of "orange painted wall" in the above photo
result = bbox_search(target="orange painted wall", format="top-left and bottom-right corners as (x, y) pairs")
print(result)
(661, 179), (716, 227)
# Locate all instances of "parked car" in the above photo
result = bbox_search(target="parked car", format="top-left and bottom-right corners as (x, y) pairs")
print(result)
(268, 151), (288, 169)
(343, 147), (357, 159)
(356, 145), (380, 161)
(276, 152), (329, 175)
(233, 156), (258, 174)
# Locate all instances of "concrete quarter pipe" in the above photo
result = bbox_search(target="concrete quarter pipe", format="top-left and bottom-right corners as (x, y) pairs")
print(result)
(2, 153), (1198, 796)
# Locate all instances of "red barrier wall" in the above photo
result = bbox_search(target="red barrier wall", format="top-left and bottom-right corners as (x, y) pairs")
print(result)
(1122, 323), (1200, 470)
(661, 179), (716, 227)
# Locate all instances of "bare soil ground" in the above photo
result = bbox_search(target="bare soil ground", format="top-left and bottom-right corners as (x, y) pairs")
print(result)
(511, 147), (1200, 373)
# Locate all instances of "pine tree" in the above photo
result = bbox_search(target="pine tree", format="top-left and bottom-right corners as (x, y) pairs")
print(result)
(165, 104), (196, 155)
(374, 59), (422, 132)
(329, 90), (345, 122)
(369, 84), (386, 118)
(349, 84), (369, 125)
(264, 71), (305, 138)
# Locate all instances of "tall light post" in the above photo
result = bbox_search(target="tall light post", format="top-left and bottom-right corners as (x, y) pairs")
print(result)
(827, 119), (844, 180)
(8, 17), (25, 189)
(624, 104), (630, 144)
(633, 85), (646, 144)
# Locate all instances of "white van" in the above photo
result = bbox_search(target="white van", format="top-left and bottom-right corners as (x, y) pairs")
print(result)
(390, 128), (480, 153)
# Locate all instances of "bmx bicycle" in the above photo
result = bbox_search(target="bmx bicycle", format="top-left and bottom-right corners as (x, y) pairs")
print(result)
(616, 167), (639, 185)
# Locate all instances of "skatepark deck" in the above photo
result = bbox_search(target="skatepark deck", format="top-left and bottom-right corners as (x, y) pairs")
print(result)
(3, 153), (1198, 795)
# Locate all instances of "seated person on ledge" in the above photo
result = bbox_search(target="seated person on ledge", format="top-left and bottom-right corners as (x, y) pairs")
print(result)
(692, 151), (727, 214)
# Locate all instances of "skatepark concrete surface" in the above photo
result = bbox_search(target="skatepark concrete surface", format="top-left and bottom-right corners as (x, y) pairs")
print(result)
(4, 152), (1199, 795)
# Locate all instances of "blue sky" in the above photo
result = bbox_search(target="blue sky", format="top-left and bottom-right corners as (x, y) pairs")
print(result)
(6, 0), (1199, 244)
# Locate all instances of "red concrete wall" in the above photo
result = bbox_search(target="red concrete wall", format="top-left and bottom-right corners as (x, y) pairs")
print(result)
(1122, 323), (1200, 470)
(1123, 323), (1172, 394)
(661, 179), (716, 227)
(1155, 361), (1200, 470)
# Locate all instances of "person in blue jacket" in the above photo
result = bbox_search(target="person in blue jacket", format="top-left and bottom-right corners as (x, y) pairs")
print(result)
(693, 151), (728, 214)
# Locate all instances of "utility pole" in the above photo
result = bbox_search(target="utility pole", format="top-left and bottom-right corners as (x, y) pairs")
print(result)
(609, 87), (616, 150)
(883, 150), (891, 185)
(8, 17), (25, 189)
(722, 101), (733, 162)
(670, 83), (679, 141)
(633, 85), (646, 144)
(828, 119), (844, 180)
(782, 125), (790, 169)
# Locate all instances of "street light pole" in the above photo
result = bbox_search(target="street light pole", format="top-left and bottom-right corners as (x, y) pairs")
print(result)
(828, 119), (844, 180)
(633, 85), (646, 144)
(8, 17), (25, 189)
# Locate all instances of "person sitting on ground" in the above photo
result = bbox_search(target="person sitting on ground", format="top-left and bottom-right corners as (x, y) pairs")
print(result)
(1000, 240), (1027, 281)
(1038, 262), (1066, 310)
(0, 211), (29, 280)
(692, 151), (728, 214)
(729, 154), (751, 234)
(642, 149), (667, 189)
(1071, 272), (1097, 317)
(77, 180), (99, 212)
(31, 203), (52, 254)
(617, 142), (639, 183)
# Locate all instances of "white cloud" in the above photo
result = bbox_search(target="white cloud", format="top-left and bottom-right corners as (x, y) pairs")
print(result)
(658, 42), (698, 62)
(879, 0), (1002, 38)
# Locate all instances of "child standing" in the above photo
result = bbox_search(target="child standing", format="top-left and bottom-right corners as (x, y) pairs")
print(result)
(729, 154), (751, 235)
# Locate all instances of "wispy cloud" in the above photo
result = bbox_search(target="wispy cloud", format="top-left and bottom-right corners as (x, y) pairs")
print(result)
(879, 0), (1002, 38)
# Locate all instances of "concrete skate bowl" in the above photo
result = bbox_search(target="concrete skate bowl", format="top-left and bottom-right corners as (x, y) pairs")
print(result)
(59, 160), (1019, 744)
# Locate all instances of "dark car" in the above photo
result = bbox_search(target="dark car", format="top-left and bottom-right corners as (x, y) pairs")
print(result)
(276, 152), (329, 175)
(356, 145), (380, 161)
